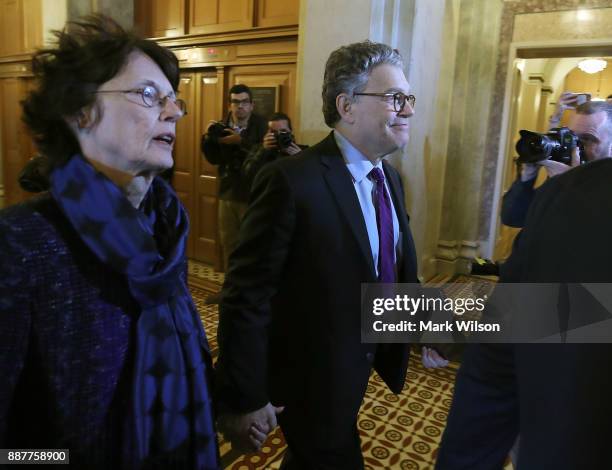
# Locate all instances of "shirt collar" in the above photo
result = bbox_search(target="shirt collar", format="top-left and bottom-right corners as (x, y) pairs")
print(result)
(333, 130), (383, 184)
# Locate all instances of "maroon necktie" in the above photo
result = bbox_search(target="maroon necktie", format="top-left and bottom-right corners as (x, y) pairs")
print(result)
(369, 168), (395, 282)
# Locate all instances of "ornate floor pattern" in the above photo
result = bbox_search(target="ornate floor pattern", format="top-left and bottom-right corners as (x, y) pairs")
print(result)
(442, 274), (497, 325)
(188, 261), (225, 286)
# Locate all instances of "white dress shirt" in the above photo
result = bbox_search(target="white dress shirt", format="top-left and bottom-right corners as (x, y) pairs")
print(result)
(333, 130), (401, 277)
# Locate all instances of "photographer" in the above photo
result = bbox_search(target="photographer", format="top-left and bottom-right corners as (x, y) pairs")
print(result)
(501, 98), (611, 228)
(242, 112), (305, 193)
(201, 84), (267, 273)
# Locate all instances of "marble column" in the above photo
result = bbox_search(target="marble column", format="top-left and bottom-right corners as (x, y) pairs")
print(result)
(434, 0), (504, 276)
(538, 86), (554, 132)
(518, 76), (544, 133)
(400, 0), (465, 280)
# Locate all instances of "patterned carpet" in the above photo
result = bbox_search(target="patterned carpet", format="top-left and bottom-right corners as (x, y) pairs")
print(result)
(188, 262), (470, 470)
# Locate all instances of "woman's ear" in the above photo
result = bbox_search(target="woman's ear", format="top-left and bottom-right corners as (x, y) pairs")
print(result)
(336, 93), (355, 124)
(77, 109), (91, 129)
(77, 111), (88, 129)
(72, 104), (98, 131)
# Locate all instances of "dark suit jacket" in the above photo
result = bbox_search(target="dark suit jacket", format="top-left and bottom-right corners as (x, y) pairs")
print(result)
(437, 159), (612, 470)
(216, 132), (417, 447)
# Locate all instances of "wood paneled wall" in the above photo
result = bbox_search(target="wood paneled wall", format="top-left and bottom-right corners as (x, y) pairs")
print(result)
(0, 0), (43, 57)
(0, 76), (36, 207)
(136, 0), (299, 38)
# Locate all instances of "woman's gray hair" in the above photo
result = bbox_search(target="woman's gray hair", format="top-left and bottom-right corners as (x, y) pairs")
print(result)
(322, 40), (404, 127)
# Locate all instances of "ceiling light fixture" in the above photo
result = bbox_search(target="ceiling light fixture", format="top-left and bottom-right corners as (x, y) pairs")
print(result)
(576, 9), (591, 21)
(577, 59), (607, 74)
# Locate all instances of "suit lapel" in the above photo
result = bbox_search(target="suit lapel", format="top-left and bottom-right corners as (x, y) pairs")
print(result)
(319, 133), (377, 280)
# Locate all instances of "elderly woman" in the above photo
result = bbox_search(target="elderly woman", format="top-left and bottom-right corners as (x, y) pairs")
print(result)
(0, 16), (219, 469)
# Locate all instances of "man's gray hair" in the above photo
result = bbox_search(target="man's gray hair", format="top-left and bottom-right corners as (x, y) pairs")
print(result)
(321, 40), (404, 127)
(576, 101), (612, 132)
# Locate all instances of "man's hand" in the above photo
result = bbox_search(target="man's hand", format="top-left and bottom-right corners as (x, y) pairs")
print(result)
(217, 402), (284, 453)
(283, 142), (302, 156)
(218, 129), (242, 146)
(421, 346), (449, 368)
(549, 91), (578, 127)
(557, 91), (580, 112)
(262, 131), (278, 150)
(539, 146), (581, 177)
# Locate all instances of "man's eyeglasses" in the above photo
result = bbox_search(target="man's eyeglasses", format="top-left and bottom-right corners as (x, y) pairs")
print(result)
(230, 98), (252, 106)
(95, 85), (187, 115)
(352, 92), (416, 113)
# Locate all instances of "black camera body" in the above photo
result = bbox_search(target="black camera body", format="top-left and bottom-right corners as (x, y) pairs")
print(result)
(516, 127), (584, 165)
(207, 121), (233, 139)
(274, 129), (294, 150)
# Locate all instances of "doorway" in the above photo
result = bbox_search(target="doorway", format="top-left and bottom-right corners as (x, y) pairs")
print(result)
(493, 46), (612, 261)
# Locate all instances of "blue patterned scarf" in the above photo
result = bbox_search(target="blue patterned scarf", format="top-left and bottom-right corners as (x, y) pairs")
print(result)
(50, 155), (219, 469)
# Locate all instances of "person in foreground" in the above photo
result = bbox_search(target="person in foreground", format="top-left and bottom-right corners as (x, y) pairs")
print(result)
(436, 159), (612, 469)
(215, 40), (426, 469)
(0, 16), (219, 469)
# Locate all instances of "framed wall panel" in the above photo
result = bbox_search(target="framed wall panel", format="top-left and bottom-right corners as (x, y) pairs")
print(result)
(256, 0), (299, 28)
(189, 0), (253, 35)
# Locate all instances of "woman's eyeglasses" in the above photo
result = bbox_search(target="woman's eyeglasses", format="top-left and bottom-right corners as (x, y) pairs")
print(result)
(95, 85), (187, 115)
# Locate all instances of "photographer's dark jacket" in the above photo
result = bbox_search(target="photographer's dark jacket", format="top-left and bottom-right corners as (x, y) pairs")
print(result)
(500, 175), (537, 228)
(242, 143), (308, 196)
(201, 112), (267, 202)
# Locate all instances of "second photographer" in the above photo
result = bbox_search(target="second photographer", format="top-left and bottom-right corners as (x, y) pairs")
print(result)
(242, 112), (305, 194)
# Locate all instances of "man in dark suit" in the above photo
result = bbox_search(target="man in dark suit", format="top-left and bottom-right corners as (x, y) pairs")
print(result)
(436, 157), (612, 469)
(215, 41), (418, 469)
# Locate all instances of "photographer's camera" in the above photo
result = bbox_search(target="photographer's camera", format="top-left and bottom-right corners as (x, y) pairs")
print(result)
(207, 121), (233, 139)
(274, 129), (294, 150)
(515, 127), (584, 166)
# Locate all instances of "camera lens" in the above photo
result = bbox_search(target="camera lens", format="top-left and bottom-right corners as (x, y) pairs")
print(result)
(516, 131), (555, 163)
